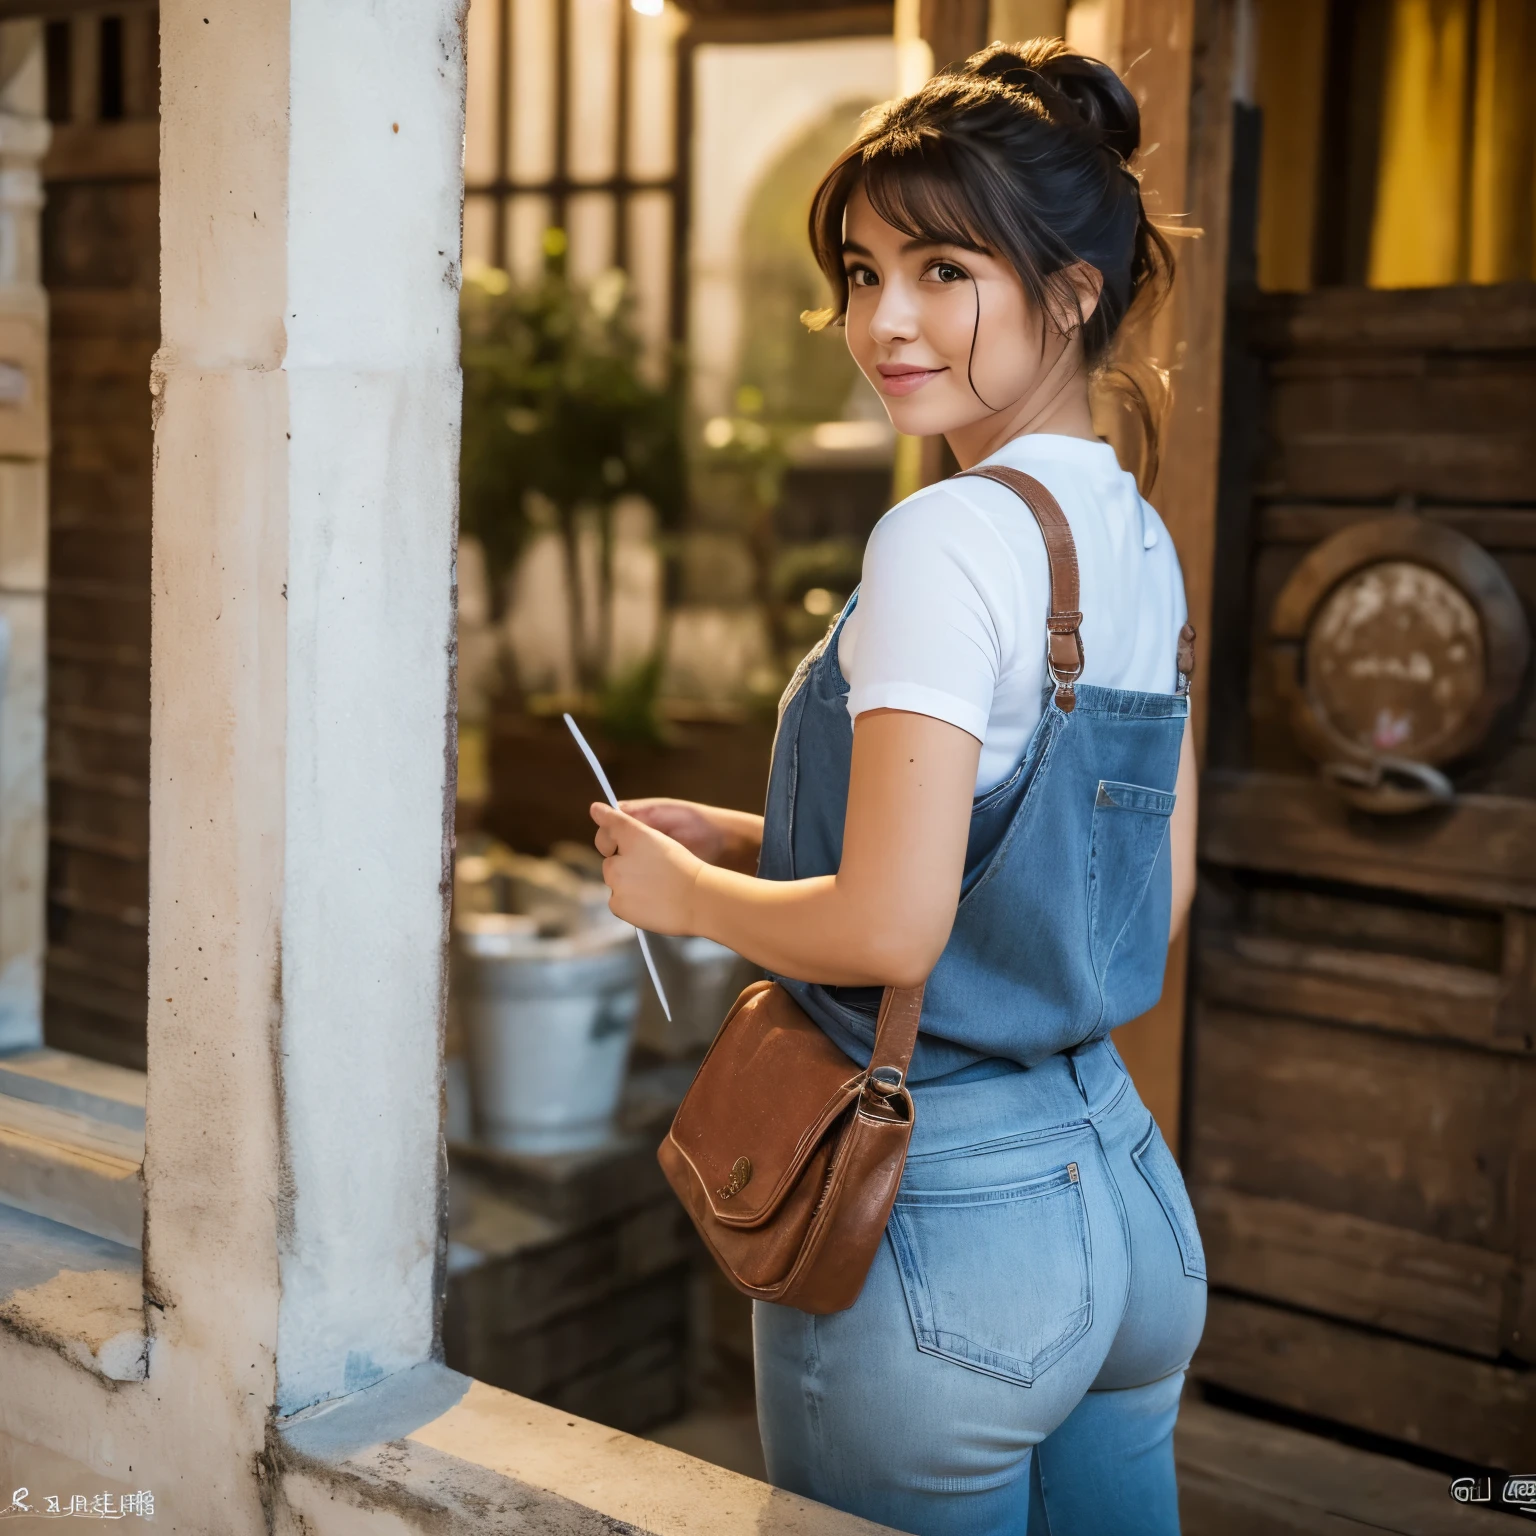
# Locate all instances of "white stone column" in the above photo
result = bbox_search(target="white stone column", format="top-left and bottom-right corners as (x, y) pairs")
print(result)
(0, 23), (49, 1053)
(148, 0), (463, 1455)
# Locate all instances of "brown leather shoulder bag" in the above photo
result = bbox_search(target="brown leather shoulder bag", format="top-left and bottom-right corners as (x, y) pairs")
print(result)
(657, 465), (1092, 1315)
(658, 979), (923, 1314)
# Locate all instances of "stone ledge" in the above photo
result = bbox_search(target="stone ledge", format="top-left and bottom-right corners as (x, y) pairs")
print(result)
(0, 1092), (144, 1247)
(0, 1203), (147, 1382)
(0, 1049), (147, 1132)
(278, 1362), (891, 1535)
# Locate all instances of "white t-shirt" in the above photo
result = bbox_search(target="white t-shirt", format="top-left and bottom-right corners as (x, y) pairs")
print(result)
(839, 433), (1188, 795)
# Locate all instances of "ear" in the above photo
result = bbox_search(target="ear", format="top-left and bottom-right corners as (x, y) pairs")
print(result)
(1045, 262), (1105, 337)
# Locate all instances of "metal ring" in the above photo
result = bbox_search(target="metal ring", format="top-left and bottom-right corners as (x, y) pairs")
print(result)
(867, 1066), (904, 1097)
(1048, 631), (1086, 688)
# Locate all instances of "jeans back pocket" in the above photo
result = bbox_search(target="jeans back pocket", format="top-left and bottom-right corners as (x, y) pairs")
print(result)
(888, 1163), (1092, 1387)
(1132, 1118), (1206, 1280)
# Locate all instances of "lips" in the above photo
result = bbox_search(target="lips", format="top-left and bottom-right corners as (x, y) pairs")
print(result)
(876, 363), (946, 397)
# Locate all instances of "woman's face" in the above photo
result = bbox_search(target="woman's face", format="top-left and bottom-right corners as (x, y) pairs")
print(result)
(840, 184), (1083, 442)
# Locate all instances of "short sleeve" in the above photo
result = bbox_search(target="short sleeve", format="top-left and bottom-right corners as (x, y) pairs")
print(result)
(1143, 500), (1190, 685)
(843, 490), (1023, 742)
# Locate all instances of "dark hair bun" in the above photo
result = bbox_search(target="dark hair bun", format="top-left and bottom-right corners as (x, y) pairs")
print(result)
(965, 38), (1141, 163)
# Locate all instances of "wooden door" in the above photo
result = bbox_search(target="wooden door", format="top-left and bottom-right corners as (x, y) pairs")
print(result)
(1187, 275), (1536, 1471)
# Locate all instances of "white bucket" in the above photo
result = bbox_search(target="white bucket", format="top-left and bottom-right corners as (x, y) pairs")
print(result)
(457, 913), (640, 1154)
(636, 933), (759, 1057)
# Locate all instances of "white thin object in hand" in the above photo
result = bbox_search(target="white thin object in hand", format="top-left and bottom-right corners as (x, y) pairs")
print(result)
(564, 712), (672, 1021)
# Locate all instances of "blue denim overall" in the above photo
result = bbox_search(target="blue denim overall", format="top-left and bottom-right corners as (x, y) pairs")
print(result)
(752, 596), (1208, 1535)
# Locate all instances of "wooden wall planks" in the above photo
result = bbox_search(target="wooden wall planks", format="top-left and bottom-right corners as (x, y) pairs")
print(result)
(1244, 281), (1536, 355)
(1201, 772), (1536, 909)
(1177, 1394), (1521, 1536)
(1191, 1007), (1522, 1249)
(1196, 1185), (1513, 1359)
(1198, 1294), (1536, 1471)
(1190, 267), (1536, 1464)
(1199, 940), (1519, 1054)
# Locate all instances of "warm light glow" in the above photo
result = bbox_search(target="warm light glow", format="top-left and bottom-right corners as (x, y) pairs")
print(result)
(810, 419), (889, 452)
(803, 587), (836, 616)
(702, 416), (734, 449)
(630, 0), (664, 14)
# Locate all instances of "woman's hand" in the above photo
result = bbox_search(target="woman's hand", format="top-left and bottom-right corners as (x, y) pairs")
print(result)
(618, 798), (764, 873)
(591, 802), (705, 934)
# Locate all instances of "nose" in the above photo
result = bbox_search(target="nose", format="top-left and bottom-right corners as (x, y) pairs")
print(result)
(868, 275), (919, 348)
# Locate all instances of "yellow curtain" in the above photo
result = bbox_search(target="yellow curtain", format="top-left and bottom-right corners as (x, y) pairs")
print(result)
(1467, 0), (1536, 281)
(1253, 0), (1536, 290)
(1369, 0), (1536, 287)
(1368, 0), (1474, 288)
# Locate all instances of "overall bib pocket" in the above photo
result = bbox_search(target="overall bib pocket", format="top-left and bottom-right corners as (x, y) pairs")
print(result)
(1132, 1117), (1206, 1280)
(1088, 780), (1176, 977)
(888, 1163), (1093, 1386)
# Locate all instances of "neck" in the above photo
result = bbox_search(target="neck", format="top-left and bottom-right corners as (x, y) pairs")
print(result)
(944, 348), (1098, 470)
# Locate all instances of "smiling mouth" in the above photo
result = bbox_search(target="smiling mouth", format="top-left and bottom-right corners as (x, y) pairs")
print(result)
(876, 365), (946, 397)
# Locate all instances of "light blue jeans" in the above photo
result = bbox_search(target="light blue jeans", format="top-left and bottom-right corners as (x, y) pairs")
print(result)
(754, 1040), (1207, 1535)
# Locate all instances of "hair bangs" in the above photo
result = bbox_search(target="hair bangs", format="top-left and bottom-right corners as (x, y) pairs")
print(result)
(858, 140), (996, 259)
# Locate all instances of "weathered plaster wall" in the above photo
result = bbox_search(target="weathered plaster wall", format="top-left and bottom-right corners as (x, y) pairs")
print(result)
(140, 0), (294, 1521)
(275, 0), (463, 1419)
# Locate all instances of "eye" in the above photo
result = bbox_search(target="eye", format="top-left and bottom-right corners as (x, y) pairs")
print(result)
(845, 264), (879, 288)
(926, 260), (969, 284)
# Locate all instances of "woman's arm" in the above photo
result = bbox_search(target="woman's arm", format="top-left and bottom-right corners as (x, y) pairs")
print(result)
(592, 709), (981, 988)
(619, 799), (764, 874)
(1168, 716), (1197, 943)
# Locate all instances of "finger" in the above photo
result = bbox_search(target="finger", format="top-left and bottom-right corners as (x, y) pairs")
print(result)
(593, 800), (645, 834)
(590, 801), (628, 838)
(592, 802), (648, 858)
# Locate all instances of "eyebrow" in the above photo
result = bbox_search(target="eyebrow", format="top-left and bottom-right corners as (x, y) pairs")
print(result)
(841, 235), (978, 259)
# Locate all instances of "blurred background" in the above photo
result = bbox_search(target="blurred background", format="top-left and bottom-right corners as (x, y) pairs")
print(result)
(2, 0), (1535, 1528)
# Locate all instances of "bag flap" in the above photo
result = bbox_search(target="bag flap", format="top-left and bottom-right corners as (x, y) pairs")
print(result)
(666, 980), (864, 1229)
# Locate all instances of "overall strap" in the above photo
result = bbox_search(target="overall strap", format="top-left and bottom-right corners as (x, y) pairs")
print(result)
(957, 464), (1085, 712)
(1177, 621), (1197, 696)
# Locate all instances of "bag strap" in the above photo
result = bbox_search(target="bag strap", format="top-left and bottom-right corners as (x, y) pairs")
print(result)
(867, 983), (925, 1099)
(956, 465), (1085, 712)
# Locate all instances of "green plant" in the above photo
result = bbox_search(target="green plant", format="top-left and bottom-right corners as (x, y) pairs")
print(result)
(460, 230), (685, 694)
(696, 387), (796, 670)
(596, 653), (667, 746)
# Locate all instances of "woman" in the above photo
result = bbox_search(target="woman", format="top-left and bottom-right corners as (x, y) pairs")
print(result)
(591, 38), (1206, 1536)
